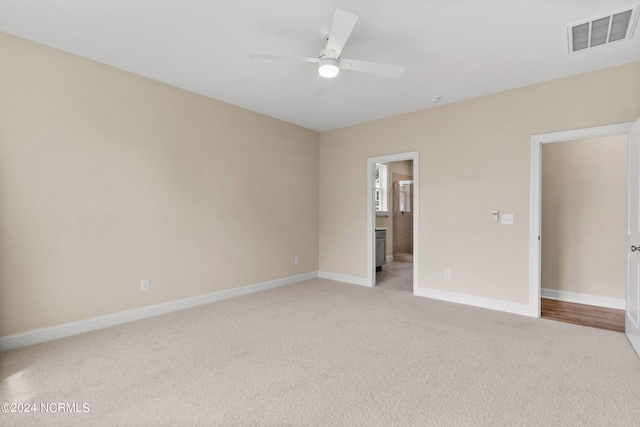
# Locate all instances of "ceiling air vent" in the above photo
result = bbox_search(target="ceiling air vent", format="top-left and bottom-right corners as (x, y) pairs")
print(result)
(567, 5), (639, 53)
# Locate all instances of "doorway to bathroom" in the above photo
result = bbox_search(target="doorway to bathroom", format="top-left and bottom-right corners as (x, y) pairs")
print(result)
(367, 151), (419, 292)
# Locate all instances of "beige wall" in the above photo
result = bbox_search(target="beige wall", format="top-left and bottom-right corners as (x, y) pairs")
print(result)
(390, 160), (413, 178)
(541, 136), (627, 299)
(0, 33), (319, 336)
(319, 61), (640, 304)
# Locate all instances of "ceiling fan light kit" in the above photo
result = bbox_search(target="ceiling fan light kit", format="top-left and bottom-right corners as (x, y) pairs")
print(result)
(318, 58), (340, 78)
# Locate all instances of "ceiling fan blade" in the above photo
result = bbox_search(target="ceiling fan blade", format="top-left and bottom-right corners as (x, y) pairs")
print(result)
(339, 58), (405, 79)
(325, 9), (358, 58)
(249, 53), (320, 63)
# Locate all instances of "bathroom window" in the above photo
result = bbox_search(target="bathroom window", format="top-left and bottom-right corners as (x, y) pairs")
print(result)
(375, 163), (389, 214)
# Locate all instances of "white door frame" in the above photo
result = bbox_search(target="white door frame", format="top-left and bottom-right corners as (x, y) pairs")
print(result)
(367, 151), (419, 291)
(529, 123), (633, 317)
(626, 118), (640, 356)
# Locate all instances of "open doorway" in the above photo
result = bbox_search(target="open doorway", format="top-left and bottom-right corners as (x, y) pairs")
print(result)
(529, 123), (634, 321)
(540, 135), (626, 332)
(367, 152), (419, 292)
(375, 161), (414, 292)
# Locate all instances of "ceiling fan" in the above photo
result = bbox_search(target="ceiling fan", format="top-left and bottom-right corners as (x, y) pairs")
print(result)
(250, 9), (405, 79)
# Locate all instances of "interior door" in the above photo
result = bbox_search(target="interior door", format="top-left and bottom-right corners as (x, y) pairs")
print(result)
(626, 117), (640, 357)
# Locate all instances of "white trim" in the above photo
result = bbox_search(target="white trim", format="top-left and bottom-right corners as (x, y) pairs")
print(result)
(541, 288), (625, 310)
(318, 271), (370, 287)
(530, 122), (633, 319)
(0, 272), (319, 352)
(367, 152), (419, 290)
(627, 330), (640, 356)
(386, 255), (394, 263)
(414, 287), (533, 317)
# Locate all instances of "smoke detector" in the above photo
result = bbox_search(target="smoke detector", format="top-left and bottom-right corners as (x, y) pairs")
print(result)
(567, 5), (639, 53)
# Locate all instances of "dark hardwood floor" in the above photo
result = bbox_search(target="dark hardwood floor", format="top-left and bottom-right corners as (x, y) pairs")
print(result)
(541, 298), (625, 333)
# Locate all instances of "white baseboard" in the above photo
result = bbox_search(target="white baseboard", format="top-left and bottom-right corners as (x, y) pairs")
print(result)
(628, 331), (640, 356)
(317, 273), (533, 317)
(0, 272), (319, 352)
(386, 255), (394, 263)
(541, 288), (625, 310)
(414, 287), (534, 317)
(318, 271), (371, 287)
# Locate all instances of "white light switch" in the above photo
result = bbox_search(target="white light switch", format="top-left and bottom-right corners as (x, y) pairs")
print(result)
(492, 210), (499, 222)
(501, 214), (514, 225)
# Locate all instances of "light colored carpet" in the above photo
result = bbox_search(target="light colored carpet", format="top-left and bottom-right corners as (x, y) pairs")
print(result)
(2, 278), (640, 426)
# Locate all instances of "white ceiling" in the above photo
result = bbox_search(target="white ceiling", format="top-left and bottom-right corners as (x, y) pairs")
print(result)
(1, 0), (638, 131)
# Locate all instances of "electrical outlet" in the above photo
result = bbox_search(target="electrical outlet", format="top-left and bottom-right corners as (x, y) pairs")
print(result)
(501, 214), (514, 225)
(141, 279), (150, 292)
(444, 269), (451, 279)
(294, 256), (300, 265)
